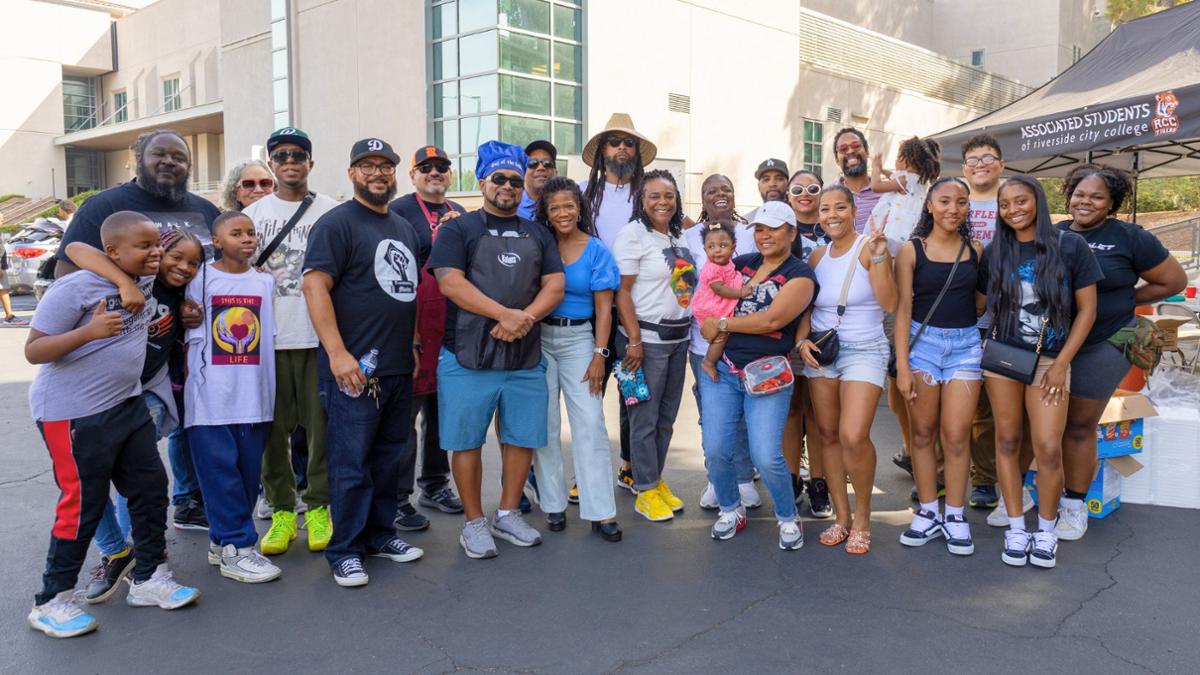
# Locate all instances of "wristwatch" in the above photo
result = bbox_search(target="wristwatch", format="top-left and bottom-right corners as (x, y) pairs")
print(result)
(594, 346), (610, 358)
(717, 317), (729, 332)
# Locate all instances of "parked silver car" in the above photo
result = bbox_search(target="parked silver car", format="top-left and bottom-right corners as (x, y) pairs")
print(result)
(2, 218), (64, 296)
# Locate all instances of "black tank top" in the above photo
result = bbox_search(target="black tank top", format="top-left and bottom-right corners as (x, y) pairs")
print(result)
(911, 239), (978, 329)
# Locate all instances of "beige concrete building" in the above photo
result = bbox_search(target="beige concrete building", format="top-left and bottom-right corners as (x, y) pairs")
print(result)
(2, 0), (1111, 216)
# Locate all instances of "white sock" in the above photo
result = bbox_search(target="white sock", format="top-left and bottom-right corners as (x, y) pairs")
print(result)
(1061, 497), (1084, 512)
(1038, 516), (1056, 533)
(945, 504), (964, 518)
(496, 509), (514, 520)
(1009, 516), (1026, 531)
(919, 500), (939, 516)
(944, 505), (968, 538)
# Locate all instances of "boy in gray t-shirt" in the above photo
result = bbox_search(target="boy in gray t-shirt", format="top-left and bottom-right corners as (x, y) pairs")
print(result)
(25, 211), (198, 639)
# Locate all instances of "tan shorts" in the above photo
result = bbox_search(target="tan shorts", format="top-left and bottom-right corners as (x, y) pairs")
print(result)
(983, 354), (1070, 390)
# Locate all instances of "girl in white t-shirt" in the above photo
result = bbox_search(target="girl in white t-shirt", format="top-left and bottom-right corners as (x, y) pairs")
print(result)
(869, 137), (942, 254)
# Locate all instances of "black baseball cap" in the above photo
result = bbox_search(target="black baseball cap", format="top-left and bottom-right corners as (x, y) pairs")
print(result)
(267, 127), (312, 153)
(524, 140), (557, 161)
(411, 145), (450, 168)
(755, 158), (790, 179)
(350, 137), (400, 166)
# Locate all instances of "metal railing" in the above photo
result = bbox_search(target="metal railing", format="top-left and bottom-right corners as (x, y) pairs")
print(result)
(1148, 216), (1200, 271)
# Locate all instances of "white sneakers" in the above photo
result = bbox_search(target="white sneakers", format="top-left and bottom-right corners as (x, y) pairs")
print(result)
(1054, 502), (1089, 541)
(987, 485), (1035, 527)
(126, 564), (201, 609)
(28, 591), (98, 639)
(209, 543), (282, 583)
(699, 481), (762, 510)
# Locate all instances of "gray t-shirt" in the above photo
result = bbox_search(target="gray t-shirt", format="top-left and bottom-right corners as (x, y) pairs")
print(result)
(28, 271), (155, 421)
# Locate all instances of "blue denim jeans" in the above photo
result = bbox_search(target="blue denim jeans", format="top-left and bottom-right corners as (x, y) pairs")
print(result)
(699, 361), (797, 520)
(320, 374), (412, 566)
(688, 351), (755, 484)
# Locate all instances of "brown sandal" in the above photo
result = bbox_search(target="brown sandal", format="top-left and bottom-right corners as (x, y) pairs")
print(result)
(846, 529), (871, 554)
(819, 523), (850, 547)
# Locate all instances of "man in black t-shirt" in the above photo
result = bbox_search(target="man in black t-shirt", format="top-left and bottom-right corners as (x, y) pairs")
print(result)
(388, 146), (466, 527)
(57, 130), (220, 276)
(303, 138), (429, 588)
(429, 140), (564, 560)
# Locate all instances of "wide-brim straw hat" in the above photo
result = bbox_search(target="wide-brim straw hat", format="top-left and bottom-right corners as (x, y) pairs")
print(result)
(582, 113), (658, 167)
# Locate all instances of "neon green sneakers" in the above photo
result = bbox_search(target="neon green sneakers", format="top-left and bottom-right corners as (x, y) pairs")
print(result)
(306, 506), (332, 552)
(260, 510), (297, 556)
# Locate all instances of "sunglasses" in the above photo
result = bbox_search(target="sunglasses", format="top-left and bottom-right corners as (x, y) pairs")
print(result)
(270, 149), (309, 164)
(836, 141), (863, 154)
(527, 159), (556, 170)
(488, 174), (525, 189)
(239, 178), (275, 190)
(964, 154), (999, 167)
(606, 136), (637, 149)
(417, 161), (452, 174)
(789, 184), (822, 196)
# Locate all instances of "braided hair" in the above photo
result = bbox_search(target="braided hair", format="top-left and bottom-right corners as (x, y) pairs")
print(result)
(631, 169), (684, 239)
(584, 140), (645, 220)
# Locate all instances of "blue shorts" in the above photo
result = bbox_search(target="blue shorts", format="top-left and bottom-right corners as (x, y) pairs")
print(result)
(805, 335), (890, 388)
(907, 322), (983, 384)
(436, 348), (549, 451)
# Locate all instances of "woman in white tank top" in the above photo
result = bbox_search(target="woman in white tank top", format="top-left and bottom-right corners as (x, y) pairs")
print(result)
(796, 186), (896, 554)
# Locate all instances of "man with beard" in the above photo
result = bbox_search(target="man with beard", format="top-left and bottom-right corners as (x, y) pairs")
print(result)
(830, 127), (880, 233)
(429, 141), (564, 559)
(518, 140), (558, 220)
(582, 113), (657, 250)
(242, 127), (339, 556)
(742, 158), (790, 224)
(303, 138), (428, 587)
(387, 145), (466, 530)
(57, 130), (220, 276)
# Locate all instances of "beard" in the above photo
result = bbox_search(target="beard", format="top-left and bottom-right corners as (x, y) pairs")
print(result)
(354, 180), (397, 206)
(608, 154), (636, 182)
(136, 163), (188, 203)
(841, 156), (867, 178)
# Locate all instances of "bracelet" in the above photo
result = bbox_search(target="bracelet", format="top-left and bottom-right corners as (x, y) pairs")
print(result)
(627, 341), (643, 349)
(870, 254), (888, 265)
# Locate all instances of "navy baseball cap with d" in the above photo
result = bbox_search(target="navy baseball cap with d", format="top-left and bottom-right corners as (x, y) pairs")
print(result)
(350, 138), (400, 166)
(267, 127), (312, 153)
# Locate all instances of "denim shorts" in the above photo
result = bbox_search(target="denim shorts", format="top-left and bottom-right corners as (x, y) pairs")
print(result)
(436, 348), (549, 451)
(907, 322), (983, 384)
(805, 335), (890, 388)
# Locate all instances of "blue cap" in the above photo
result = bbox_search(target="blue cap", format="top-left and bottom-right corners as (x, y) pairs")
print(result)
(476, 140), (527, 179)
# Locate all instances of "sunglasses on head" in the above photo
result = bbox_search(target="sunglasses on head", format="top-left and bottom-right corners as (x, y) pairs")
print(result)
(527, 159), (556, 170)
(416, 161), (452, 174)
(270, 149), (309, 164)
(240, 178), (275, 190)
(605, 136), (637, 149)
(789, 184), (821, 196)
(964, 154), (999, 167)
(488, 174), (525, 189)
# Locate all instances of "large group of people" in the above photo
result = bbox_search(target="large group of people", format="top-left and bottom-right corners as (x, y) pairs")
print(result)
(21, 111), (1189, 639)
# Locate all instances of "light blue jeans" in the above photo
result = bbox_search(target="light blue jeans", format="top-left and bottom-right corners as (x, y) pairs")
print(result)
(94, 391), (170, 557)
(699, 361), (797, 520)
(688, 351), (755, 484)
(534, 323), (617, 521)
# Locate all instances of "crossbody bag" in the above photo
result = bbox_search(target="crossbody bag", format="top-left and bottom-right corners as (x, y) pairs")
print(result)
(254, 191), (315, 268)
(888, 238), (969, 378)
(808, 237), (867, 366)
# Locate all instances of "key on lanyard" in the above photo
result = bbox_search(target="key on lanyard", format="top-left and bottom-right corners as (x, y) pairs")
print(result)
(366, 377), (381, 409)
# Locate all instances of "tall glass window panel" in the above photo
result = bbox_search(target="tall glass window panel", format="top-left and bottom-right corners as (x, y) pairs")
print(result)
(499, 31), (549, 77)
(113, 91), (127, 123)
(459, 75), (498, 114)
(499, 0), (549, 33)
(552, 42), (580, 82)
(500, 75), (550, 115)
(271, 19), (288, 49)
(274, 111), (290, 128)
(458, 0), (496, 34)
(553, 122), (581, 155)
(553, 83), (579, 121)
(459, 30), (498, 76)
(433, 40), (458, 80)
(273, 79), (289, 114)
(552, 4), (581, 41)
(499, 115), (550, 148)
(63, 76), (96, 131)
(163, 77), (181, 112)
(458, 155), (478, 191)
(459, 115), (498, 154)
(270, 0), (287, 22)
(435, 119), (461, 155)
(433, 1), (457, 38)
(802, 120), (823, 178)
(434, 81), (458, 118)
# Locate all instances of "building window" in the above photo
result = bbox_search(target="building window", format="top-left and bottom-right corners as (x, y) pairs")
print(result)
(970, 49), (985, 68)
(430, 0), (584, 193)
(63, 75), (97, 132)
(1072, 45), (1082, 63)
(66, 148), (103, 196)
(163, 76), (181, 112)
(113, 91), (128, 123)
(271, 0), (291, 128)
(802, 119), (823, 178)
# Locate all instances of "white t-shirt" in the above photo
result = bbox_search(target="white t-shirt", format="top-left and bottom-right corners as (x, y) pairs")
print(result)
(243, 192), (338, 350)
(612, 220), (697, 344)
(683, 220), (757, 355)
(582, 180), (635, 250)
(184, 263), (276, 427)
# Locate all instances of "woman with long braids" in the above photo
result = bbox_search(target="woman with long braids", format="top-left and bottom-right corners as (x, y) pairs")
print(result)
(612, 169), (697, 522)
(795, 186), (896, 554)
(1054, 165), (1186, 542)
(980, 176), (1101, 570)
(893, 177), (986, 556)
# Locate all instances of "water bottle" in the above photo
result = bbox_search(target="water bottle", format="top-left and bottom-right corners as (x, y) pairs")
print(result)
(342, 348), (379, 397)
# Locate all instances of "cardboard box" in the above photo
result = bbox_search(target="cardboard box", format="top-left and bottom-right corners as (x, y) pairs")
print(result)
(1025, 455), (1144, 519)
(1143, 314), (1194, 351)
(1095, 392), (1157, 459)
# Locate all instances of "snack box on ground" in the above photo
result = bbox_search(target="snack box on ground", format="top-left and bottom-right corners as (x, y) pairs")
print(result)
(1095, 391), (1156, 459)
(1026, 454), (1144, 520)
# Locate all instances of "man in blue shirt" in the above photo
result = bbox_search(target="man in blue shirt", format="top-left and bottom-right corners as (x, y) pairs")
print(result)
(516, 140), (558, 221)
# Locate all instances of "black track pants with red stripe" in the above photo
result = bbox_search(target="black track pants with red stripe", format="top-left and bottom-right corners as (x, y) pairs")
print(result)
(35, 396), (168, 605)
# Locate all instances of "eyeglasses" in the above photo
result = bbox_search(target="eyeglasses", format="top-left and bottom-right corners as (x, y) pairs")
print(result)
(355, 163), (396, 176)
(527, 159), (556, 170)
(789, 184), (822, 197)
(416, 161), (452, 174)
(964, 154), (1000, 167)
(270, 149), (309, 164)
(606, 136), (637, 149)
(239, 178), (275, 191)
(488, 174), (525, 189)
(836, 141), (863, 154)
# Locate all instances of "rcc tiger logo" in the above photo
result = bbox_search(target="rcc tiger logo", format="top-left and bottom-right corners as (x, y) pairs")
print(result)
(1152, 90), (1179, 137)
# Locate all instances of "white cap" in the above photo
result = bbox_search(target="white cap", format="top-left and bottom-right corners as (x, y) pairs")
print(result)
(750, 200), (797, 229)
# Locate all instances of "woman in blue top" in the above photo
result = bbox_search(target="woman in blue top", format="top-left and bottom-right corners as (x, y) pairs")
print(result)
(532, 177), (622, 542)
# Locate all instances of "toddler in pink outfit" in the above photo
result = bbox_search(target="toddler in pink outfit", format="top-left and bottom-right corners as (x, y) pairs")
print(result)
(692, 223), (754, 380)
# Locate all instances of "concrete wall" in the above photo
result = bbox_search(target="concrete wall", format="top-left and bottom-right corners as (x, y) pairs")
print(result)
(800, 0), (934, 49)
(0, 0), (114, 197)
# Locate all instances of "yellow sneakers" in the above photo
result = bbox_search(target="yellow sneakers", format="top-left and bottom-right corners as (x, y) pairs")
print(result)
(306, 506), (332, 552)
(260, 510), (297, 555)
(635, 489), (674, 522)
(657, 481), (685, 512)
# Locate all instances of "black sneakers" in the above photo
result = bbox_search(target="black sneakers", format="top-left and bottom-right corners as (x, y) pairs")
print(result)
(807, 477), (833, 519)
(172, 499), (209, 531)
(394, 501), (430, 531)
(83, 550), (136, 603)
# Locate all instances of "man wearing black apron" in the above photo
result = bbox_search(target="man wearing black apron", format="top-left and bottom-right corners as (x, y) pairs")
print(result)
(429, 141), (565, 559)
